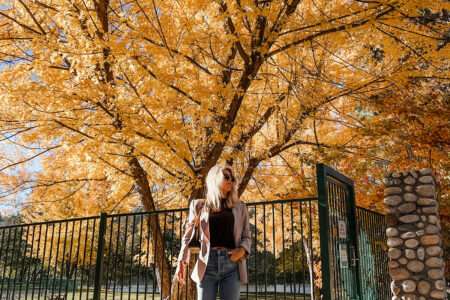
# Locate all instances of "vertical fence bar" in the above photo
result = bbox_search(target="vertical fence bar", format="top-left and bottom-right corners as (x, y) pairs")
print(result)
(104, 217), (113, 300)
(45, 223), (55, 299)
(253, 205), (257, 299)
(51, 222), (62, 298)
(6, 226), (18, 299)
(263, 205), (267, 299)
(290, 202), (296, 299)
(176, 211), (182, 299)
(145, 214), (151, 300)
(0, 228), (4, 296)
(308, 198), (314, 298)
(120, 215), (129, 299)
(245, 204), (250, 300)
(281, 203), (286, 299)
(0, 227), (6, 298)
(25, 224), (36, 300)
(73, 220), (82, 300)
(316, 163), (331, 300)
(58, 222), (68, 298)
(129, 215), (136, 300)
(246, 207), (249, 299)
(3, 227), (12, 299)
(169, 211), (175, 299)
(18, 226), (28, 299)
(12, 226), (25, 299)
(0, 227), (12, 299)
(80, 219), (89, 300)
(299, 202), (306, 300)
(151, 214), (157, 300)
(161, 213), (167, 300)
(272, 203), (277, 297)
(87, 219), (97, 299)
(64, 221), (75, 297)
(112, 217), (120, 299)
(93, 213), (107, 300)
(37, 224), (48, 299)
(32, 224), (42, 299)
(138, 215), (143, 299)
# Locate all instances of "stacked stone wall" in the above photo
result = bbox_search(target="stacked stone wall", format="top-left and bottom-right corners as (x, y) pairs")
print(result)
(383, 168), (447, 300)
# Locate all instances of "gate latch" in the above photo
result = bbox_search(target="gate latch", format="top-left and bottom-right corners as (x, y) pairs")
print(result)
(350, 245), (359, 267)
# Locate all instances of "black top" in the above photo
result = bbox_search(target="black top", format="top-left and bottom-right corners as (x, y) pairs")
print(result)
(209, 198), (235, 249)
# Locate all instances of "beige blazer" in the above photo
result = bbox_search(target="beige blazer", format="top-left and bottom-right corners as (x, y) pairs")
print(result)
(177, 199), (251, 284)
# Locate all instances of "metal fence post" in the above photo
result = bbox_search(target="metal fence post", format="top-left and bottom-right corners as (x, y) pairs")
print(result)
(316, 163), (331, 300)
(93, 213), (107, 300)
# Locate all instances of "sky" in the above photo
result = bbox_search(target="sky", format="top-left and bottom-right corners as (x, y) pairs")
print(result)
(0, 37), (43, 215)
(0, 126), (43, 216)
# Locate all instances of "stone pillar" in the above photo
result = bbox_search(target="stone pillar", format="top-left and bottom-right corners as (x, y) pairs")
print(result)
(383, 168), (447, 300)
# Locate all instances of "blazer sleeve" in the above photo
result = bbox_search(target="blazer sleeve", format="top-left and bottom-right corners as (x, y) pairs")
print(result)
(177, 200), (198, 262)
(239, 202), (251, 258)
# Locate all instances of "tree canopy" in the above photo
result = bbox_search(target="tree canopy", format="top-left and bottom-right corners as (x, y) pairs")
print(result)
(0, 0), (447, 223)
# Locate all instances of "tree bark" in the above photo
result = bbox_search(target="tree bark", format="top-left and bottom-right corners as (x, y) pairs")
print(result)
(129, 156), (172, 299)
(302, 237), (320, 300)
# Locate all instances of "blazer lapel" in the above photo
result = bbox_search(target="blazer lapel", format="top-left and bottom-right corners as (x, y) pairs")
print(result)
(200, 206), (210, 242)
(232, 203), (240, 248)
(198, 205), (210, 261)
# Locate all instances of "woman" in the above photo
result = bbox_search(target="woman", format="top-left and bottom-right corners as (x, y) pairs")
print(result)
(176, 164), (251, 300)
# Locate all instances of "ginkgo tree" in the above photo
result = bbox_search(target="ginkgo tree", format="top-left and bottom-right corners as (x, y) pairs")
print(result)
(0, 0), (447, 298)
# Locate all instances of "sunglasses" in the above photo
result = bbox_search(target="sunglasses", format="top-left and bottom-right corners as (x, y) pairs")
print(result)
(223, 173), (235, 182)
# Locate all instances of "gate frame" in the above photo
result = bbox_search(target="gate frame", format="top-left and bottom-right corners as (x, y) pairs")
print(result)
(316, 163), (362, 300)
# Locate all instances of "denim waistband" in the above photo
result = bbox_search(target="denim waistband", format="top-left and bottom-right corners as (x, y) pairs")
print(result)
(210, 248), (233, 256)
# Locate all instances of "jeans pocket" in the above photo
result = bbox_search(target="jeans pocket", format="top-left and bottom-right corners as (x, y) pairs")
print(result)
(226, 256), (238, 268)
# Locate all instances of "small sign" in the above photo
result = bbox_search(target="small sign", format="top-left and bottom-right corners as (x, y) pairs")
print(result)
(338, 220), (347, 239)
(339, 244), (349, 268)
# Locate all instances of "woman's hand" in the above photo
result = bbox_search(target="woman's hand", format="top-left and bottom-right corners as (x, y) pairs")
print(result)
(176, 260), (189, 284)
(228, 247), (246, 262)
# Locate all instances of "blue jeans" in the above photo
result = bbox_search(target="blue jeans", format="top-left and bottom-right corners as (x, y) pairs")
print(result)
(197, 249), (240, 300)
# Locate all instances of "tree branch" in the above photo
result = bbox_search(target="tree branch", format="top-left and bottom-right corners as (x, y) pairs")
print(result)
(52, 120), (95, 139)
(134, 56), (203, 106)
(0, 11), (43, 35)
(227, 86), (291, 165)
(219, 1), (250, 65)
(142, 36), (213, 75)
(0, 146), (60, 172)
(266, 5), (395, 58)
(17, 0), (46, 34)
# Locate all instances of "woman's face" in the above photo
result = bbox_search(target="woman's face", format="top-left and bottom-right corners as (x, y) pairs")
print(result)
(220, 169), (234, 197)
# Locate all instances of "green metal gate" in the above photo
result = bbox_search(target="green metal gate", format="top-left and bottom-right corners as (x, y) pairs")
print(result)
(316, 164), (390, 300)
(356, 207), (391, 299)
(317, 163), (362, 300)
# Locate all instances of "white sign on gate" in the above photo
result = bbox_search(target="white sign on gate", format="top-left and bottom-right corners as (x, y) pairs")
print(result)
(339, 244), (349, 268)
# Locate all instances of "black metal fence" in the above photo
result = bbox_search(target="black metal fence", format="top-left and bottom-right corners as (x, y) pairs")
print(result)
(0, 198), (321, 300)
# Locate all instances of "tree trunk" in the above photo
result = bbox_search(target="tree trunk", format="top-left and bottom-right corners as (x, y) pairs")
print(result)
(302, 237), (319, 300)
(129, 156), (171, 299)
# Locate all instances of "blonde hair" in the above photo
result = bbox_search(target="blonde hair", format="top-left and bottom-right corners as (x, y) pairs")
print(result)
(205, 164), (238, 211)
